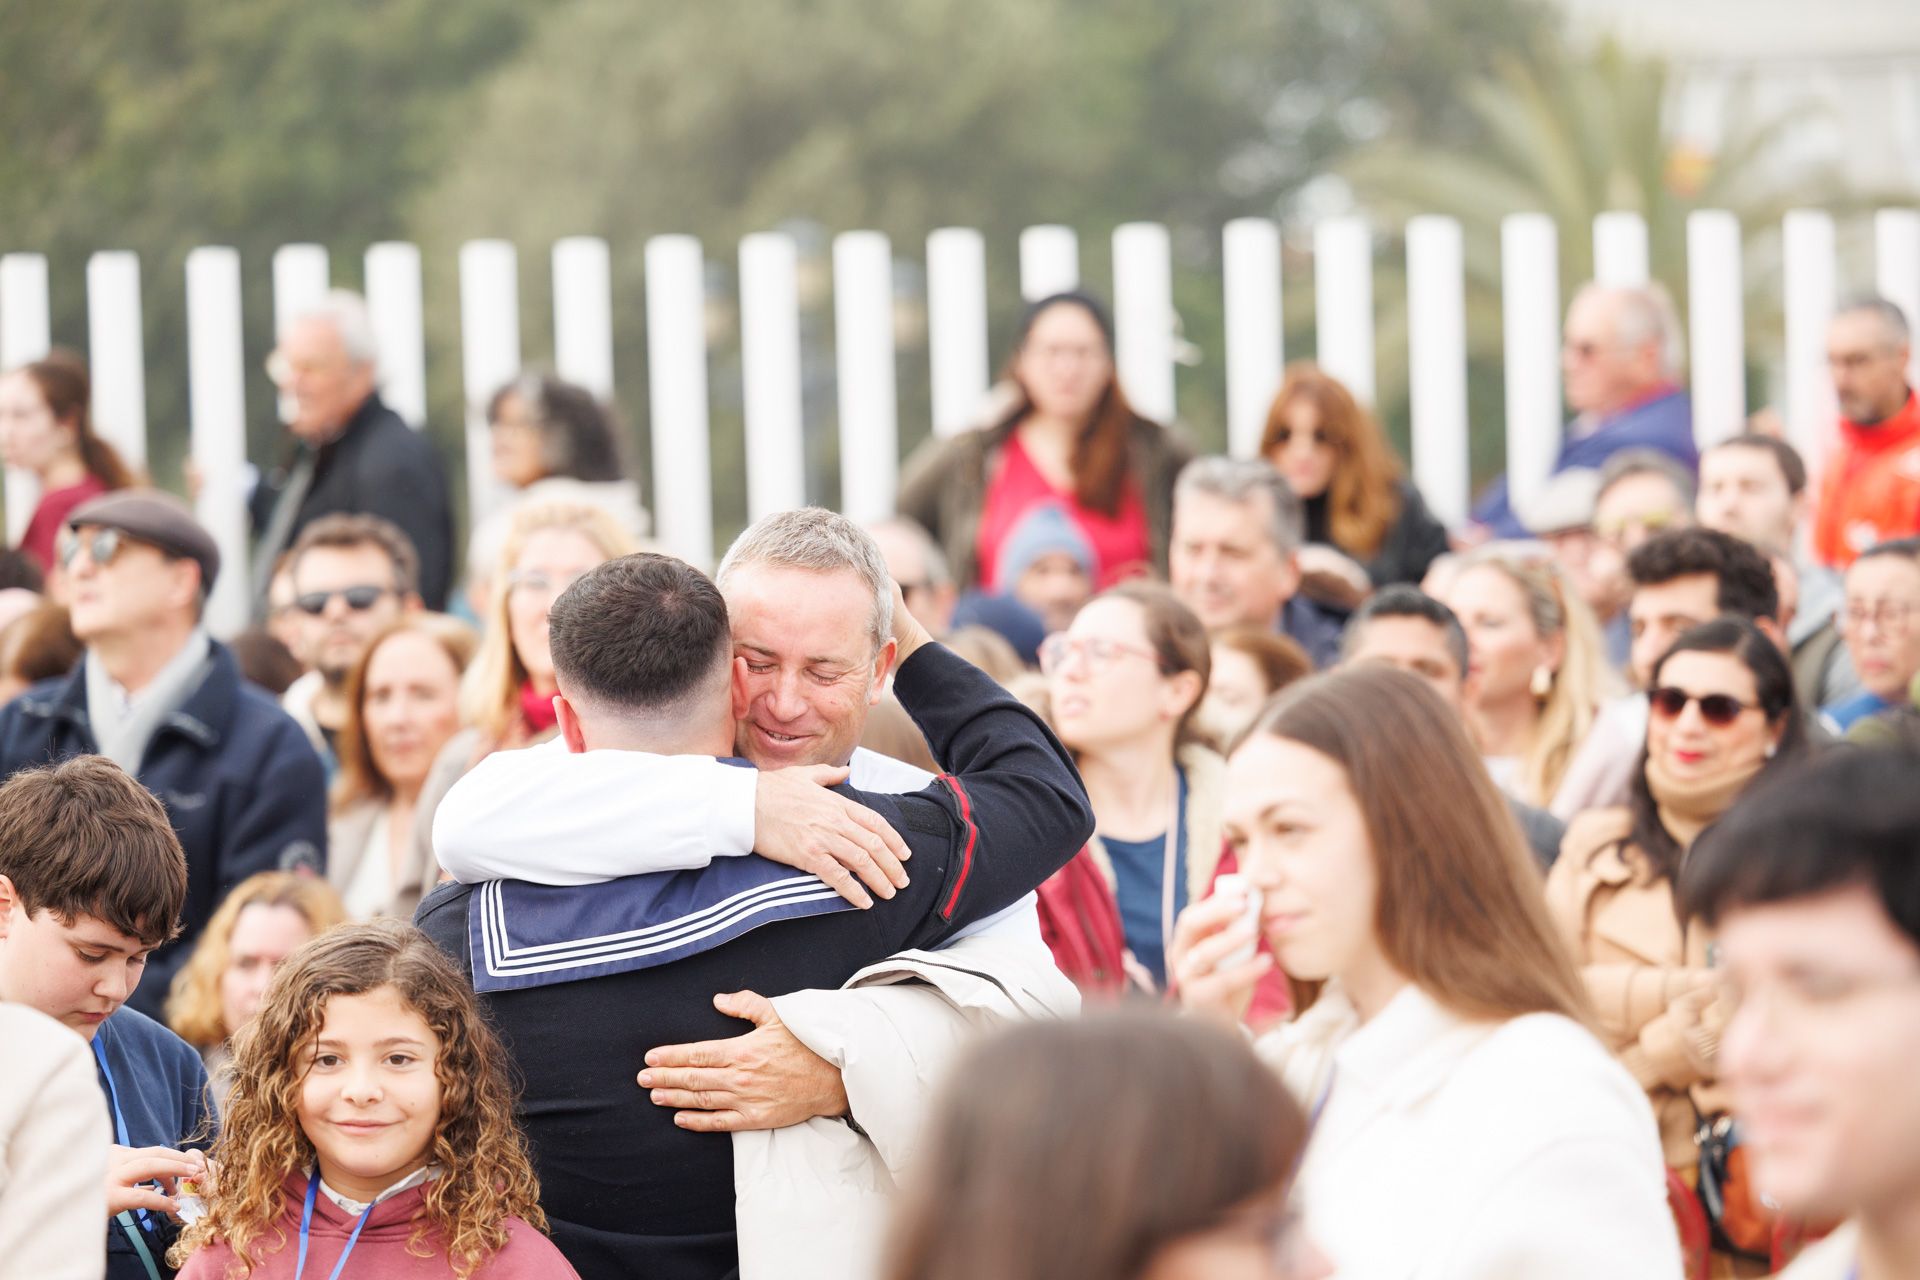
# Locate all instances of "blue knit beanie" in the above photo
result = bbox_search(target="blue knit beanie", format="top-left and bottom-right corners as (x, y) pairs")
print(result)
(997, 502), (1096, 586)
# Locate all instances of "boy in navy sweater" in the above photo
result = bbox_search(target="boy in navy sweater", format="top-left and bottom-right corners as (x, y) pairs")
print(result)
(0, 756), (216, 1280)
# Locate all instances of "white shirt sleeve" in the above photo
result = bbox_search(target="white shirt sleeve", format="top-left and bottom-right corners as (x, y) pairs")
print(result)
(431, 739), (759, 885)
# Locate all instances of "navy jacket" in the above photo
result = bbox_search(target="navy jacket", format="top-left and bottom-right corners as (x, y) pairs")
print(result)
(0, 642), (328, 1017)
(94, 1007), (215, 1280)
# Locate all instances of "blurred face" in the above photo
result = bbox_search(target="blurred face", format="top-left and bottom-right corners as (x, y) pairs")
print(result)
(1628, 573), (1719, 691)
(62, 525), (198, 645)
(1013, 303), (1112, 423)
(1594, 472), (1690, 556)
(1645, 651), (1777, 788)
(1224, 734), (1398, 1004)
(505, 527), (609, 692)
(1544, 527), (1630, 622)
(1138, 1188), (1331, 1280)
(1343, 616), (1465, 713)
(1698, 446), (1799, 556)
(1264, 400), (1336, 501)
(297, 985), (442, 1204)
(1170, 492), (1298, 633)
(1562, 290), (1661, 417)
(1441, 566), (1556, 708)
(727, 562), (893, 770)
(1045, 596), (1195, 756)
(218, 902), (315, 1040)
(869, 525), (956, 638)
(0, 371), (74, 474)
(1012, 552), (1093, 634)
(1717, 885), (1920, 1222)
(271, 316), (376, 443)
(292, 544), (407, 685)
(489, 389), (548, 489)
(267, 566), (305, 656)
(1202, 644), (1274, 745)
(1827, 311), (1912, 426)
(1841, 555), (1920, 703)
(0, 881), (154, 1041)
(360, 632), (464, 794)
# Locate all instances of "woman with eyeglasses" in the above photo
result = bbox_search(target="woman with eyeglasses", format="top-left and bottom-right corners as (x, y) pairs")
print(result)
(1260, 363), (1449, 591)
(325, 614), (477, 919)
(1171, 666), (1682, 1279)
(1545, 617), (1809, 1267)
(0, 350), (136, 574)
(884, 1010), (1329, 1280)
(1036, 580), (1221, 993)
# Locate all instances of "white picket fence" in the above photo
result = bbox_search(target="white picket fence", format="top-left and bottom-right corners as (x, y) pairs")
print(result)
(3, 207), (1919, 636)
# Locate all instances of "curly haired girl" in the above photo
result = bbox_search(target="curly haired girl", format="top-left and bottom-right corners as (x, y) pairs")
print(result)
(170, 919), (576, 1279)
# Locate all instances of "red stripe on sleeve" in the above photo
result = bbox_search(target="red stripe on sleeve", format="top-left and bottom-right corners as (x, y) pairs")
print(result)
(938, 774), (977, 919)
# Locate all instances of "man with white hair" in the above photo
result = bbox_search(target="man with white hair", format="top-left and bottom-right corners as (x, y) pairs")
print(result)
(1472, 282), (1697, 539)
(250, 289), (454, 609)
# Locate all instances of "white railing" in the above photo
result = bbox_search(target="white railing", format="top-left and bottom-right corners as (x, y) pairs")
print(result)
(3, 207), (1919, 635)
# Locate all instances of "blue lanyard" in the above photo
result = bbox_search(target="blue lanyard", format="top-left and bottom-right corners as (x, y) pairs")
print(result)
(91, 1031), (155, 1234)
(296, 1174), (376, 1280)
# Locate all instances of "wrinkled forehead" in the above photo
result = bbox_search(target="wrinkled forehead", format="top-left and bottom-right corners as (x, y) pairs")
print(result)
(725, 562), (879, 664)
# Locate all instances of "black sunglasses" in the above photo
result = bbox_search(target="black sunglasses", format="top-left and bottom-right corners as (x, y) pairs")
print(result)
(58, 526), (126, 571)
(1648, 686), (1757, 727)
(294, 585), (391, 616)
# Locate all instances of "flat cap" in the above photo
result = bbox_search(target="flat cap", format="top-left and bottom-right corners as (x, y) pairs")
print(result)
(67, 488), (221, 591)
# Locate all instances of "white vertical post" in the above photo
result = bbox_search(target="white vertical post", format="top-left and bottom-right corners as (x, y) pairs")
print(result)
(1112, 222), (1176, 425)
(926, 227), (990, 438)
(644, 235), (713, 567)
(552, 236), (615, 400)
(457, 240), (521, 527)
(0, 254), (51, 543)
(1783, 211), (1838, 489)
(85, 252), (148, 473)
(833, 231), (899, 525)
(185, 247), (250, 637)
(1502, 213), (1563, 519)
(271, 243), (330, 424)
(1686, 211), (1746, 448)
(1406, 217), (1470, 530)
(1223, 218), (1283, 459)
(1876, 209), (1920, 388)
(738, 233), (806, 519)
(1019, 225), (1079, 301)
(365, 242), (427, 428)
(1593, 211), (1651, 286)
(1314, 216), (1375, 406)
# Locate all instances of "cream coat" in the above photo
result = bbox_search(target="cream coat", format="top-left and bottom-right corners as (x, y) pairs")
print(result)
(0, 1006), (110, 1280)
(1257, 983), (1682, 1280)
(732, 931), (1079, 1280)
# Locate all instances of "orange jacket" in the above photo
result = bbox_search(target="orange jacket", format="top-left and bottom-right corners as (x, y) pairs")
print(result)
(1814, 390), (1920, 567)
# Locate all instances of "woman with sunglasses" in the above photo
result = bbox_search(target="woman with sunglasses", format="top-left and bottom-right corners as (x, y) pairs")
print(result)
(1546, 617), (1809, 1262)
(1037, 580), (1222, 993)
(1260, 363), (1449, 590)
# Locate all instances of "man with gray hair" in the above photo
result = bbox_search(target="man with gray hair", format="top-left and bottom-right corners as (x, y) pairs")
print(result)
(1168, 455), (1347, 667)
(1813, 296), (1920, 566)
(865, 515), (958, 637)
(250, 289), (454, 609)
(1472, 281), (1696, 540)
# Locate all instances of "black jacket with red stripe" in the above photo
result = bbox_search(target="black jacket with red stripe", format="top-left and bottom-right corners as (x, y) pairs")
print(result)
(416, 641), (1092, 1280)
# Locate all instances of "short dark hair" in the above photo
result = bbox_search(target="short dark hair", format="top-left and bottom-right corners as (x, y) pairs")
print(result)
(548, 553), (731, 718)
(0, 756), (186, 946)
(288, 513), (421, 598)
(1854, 536), (1920, 568)
(1345, 585), (1471, 675)
(486, 370), (627, 484)
(1680, 749), (1920, 951)
(1627, 527), (1779, 622)
(1598, 447), (1694, 509)
(1705, 433), (1808, 497)
(0, 549), (45, 593)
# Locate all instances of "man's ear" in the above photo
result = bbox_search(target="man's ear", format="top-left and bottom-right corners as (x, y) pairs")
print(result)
(0, 874), (19, 941)
(869, 638), (900, 706)
(401, 592), (425, 614)
(555, 694), (588, 754)
(731, 656), (751, 722)
(1274, 552), (1302, 606)
(1757, 615), (1789, 657)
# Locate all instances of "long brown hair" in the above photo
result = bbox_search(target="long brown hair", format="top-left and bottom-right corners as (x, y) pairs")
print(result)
(165, 871), (348, 1048)
(1098, 579), (1212, 748)
(16, 349), (138, 490)
(1260, 362), (1400, 558)
(1004, 291), (1140, 515)
(171, 921), (547, 1278)
(1249, 666), (1592, 1025)
(884, 1010), (1307, 1280)
(332, 614), (479, 814)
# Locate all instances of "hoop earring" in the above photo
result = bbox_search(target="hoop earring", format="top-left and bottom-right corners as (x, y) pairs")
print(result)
(1530, 665), (1554, 701)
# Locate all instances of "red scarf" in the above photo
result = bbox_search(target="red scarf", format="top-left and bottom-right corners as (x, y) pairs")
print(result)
(519, 680), (559, 735)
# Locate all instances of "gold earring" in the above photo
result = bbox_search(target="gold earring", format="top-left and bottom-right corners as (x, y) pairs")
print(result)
(1530, 665), (1554, 701)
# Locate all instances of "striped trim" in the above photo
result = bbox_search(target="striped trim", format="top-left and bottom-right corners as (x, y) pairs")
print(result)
(938, 774), (977, 919)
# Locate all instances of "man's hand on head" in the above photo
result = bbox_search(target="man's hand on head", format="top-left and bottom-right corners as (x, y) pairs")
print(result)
(753, 766), (911, 908)
(889, 578), (933, 664)
(638, 991), (850, 1133)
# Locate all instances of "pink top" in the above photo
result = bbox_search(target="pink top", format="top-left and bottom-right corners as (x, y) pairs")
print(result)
(975, 434), (1150, 592)
(18, 475), (107, 573)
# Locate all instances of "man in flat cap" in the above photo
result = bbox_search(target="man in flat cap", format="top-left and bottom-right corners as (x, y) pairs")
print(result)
(0, 488), (327, 1016)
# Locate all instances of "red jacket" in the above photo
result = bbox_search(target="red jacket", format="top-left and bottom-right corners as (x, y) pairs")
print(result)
(1814, 391), (1920, 567)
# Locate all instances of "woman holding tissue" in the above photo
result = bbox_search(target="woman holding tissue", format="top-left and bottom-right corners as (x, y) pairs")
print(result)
(1170, 666), (1683, 1278)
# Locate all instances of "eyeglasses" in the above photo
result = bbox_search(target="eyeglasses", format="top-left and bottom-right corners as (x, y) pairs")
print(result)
(293, 585), (393, 616)
(505, 569), (587, 602)
(1268, 426), (1332, 449)
(1840, 599), (1920, 634)
(1648, 686), (1759, 726)
(1038, 633), (1162, 676)
(58, 527), (126, 571)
